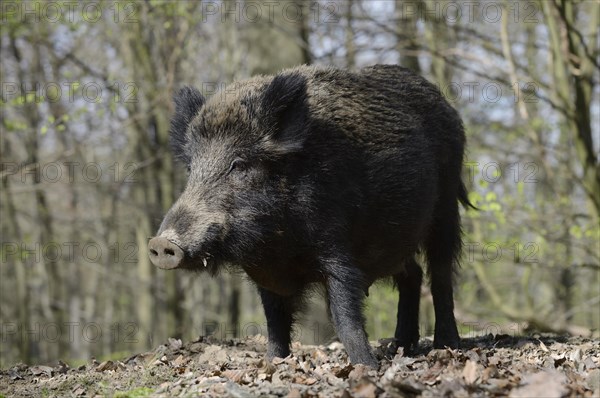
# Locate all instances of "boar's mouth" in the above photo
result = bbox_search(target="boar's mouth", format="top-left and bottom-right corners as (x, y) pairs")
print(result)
(148, 236), (220, 272)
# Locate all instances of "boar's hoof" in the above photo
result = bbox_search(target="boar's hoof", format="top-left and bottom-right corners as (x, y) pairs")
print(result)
(148, 237), (184, 269)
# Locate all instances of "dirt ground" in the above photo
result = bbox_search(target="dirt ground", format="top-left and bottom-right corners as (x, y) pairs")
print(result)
(1, 334), (599, 397)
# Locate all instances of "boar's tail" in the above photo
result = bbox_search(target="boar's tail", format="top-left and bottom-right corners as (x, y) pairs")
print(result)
(458, 180), (477, 210)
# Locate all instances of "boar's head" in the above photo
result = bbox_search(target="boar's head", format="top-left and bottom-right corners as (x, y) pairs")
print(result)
(148, 73), (312, 273)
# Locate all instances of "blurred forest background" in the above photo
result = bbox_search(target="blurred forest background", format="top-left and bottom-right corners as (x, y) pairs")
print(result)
(1, 0), (599, 367)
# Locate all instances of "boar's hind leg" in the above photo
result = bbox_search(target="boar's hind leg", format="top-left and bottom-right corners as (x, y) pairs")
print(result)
(258, 288), (300, 360)
(426, 195), (461, 349)
(324, 258), (378, 367)
(393, 258), (423, 353)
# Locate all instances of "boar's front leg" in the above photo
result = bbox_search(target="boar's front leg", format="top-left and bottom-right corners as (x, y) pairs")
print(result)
(258, 287), (298, 360)
(323, 257), (378, 368)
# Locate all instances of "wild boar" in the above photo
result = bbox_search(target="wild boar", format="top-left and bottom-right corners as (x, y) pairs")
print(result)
(148, 65), (473, 367)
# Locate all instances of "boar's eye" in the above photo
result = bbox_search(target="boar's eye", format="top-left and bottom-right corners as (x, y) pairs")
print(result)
(227, 158), (247, 176)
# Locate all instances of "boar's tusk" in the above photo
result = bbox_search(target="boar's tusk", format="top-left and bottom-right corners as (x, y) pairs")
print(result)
(203, 258), (207, 267)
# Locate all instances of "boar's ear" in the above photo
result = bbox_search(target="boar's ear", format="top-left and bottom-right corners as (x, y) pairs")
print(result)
(170, 86), (205, 163)
(261, 73), (309, 155)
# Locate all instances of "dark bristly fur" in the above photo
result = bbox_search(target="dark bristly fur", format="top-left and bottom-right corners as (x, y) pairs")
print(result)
(151, 64), (474, 368)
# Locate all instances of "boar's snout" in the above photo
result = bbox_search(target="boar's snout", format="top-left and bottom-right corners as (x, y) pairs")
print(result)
(148, 237), (184, 269)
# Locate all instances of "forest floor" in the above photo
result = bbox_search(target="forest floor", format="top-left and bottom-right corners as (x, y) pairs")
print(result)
(1, 334), (599, 397)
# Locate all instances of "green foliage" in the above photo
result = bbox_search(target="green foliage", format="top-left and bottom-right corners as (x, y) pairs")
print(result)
(365, 282), (399, 339)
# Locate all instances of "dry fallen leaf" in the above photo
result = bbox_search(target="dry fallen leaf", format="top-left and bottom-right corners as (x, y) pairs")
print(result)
(286, 388), (302, 398)
(462, 359), (479, 384)
(95, 361), (117, 372)
(348, 364), (370, 380)
(4, 334), (599, 398)
(29, 366), (53, 377)
(56, 360), (69, 374)
(570, 348), (582, 363)
(390, 377), (424, 395)
(350, 377), (382, 398)
(272, 357), (286, 365)
(421, 361), (444, 385)
(8, 370), (23, 381)
(334, 364), (354, 379)
(328, 342), (344, 351)
(293, 375), (318, 385)
(72, 384), (86, 396)
(481, 364), (499, 382)
(312, 349), (329, 363)
(586, 369), (600, 391)
(258, 358), (277, 376)
(509, 371), (567, 398)
(198, 345), (229, 364)
(222, 369), (251, 384)
(487, 378), (512, 390)
(172, 354), (186, 367)
(168, 337), (183, 350)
